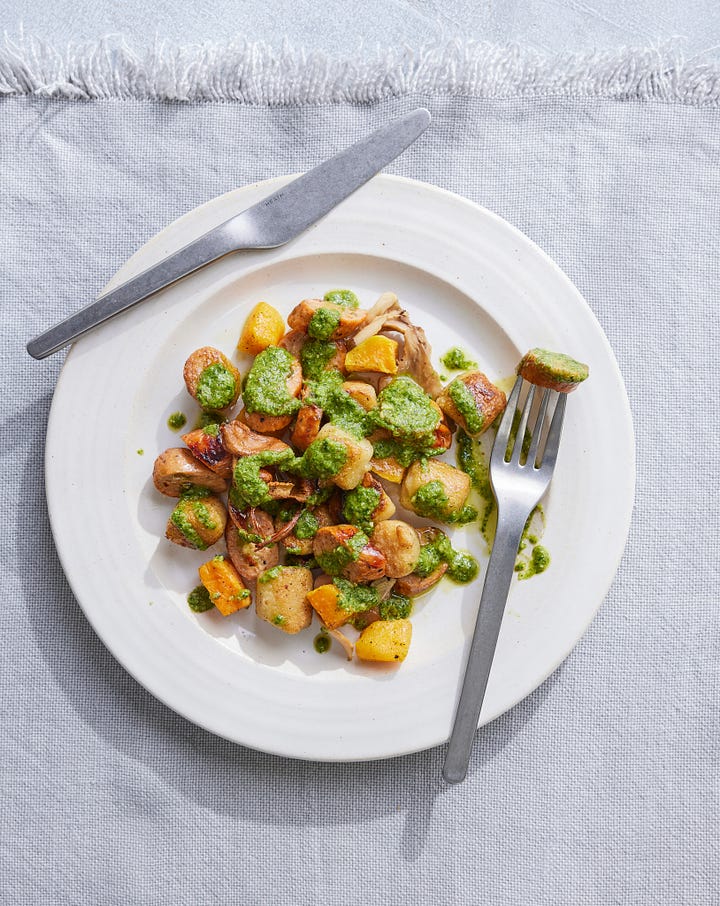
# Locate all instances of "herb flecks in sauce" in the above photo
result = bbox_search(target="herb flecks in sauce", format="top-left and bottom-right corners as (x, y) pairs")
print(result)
(314, 632), (331, 653)
(167, 412), (187, 431)
(372, 376), (441, 440)
(294, 438), (347, 480)
(308, 307), (342, 340)
(306, 372), (370, 438)
(259, 566), (284, 584)
(334, 577), (379, 612)
(232, 450), (295, 509)
(343, 485), (381, 533)
(294, 510), (319, 540)
(415, 533), (478, 584)
(187, 585), (214, 612)
(379, 593), (412, 620)
(323, 288), (359, 309)
(441, 347), (477, 371)
(243, 346), (301, 417)
(316, 531), (369, 576)
(196, 363), (237, 411)
(448, 379), (484, 435)
(300, 339), (335, 381)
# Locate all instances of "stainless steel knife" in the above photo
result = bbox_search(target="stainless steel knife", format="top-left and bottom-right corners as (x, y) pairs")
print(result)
(27, 108), (431, 360)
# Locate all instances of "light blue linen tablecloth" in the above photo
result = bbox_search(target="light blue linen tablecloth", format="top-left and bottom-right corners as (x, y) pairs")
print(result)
(1, 39), (718, 905)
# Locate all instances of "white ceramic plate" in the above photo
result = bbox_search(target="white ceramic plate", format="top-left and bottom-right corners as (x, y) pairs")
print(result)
(46, 175), (634, 761)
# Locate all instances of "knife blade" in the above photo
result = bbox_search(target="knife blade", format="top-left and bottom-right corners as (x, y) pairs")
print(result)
(26, 108), (431, 360)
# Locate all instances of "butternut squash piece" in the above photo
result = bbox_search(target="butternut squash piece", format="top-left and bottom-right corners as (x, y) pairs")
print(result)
(306, 584), (349, 630)
(345, 335), (398, 374)
(356, 619), (412, 663)
(198, 555), (250, 616)
(238, 302), (285, 355)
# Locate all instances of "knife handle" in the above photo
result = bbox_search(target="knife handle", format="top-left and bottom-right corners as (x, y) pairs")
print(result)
(26, 225), (238, 360)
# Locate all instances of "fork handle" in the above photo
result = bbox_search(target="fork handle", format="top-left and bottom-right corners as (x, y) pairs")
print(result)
(443, 513), (527, 783)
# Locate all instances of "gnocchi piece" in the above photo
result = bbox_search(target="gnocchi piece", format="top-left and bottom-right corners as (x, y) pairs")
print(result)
(400, 460), (471, 522)
(314, 423), (373, 490)
(183, 346), (241, 411)
(436, 370), (506, 437)
(370, 520), (421, 578)
(356, 619), (412, 663)
(256, 566), (314, 633)
(341, 381), (377, 411)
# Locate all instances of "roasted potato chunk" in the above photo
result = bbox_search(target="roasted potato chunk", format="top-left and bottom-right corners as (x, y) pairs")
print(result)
(370, 520), (421, 578)
(436, 371), (506, 437)
(287, 299), (366, 340)
(517, 348), (589, 392)
(183, 346), (241, 411)
(400, 460), (471, 522)
(166, 493), (227, 550)
(152, 448), (229, 497)
(198, 555), (250, 616)
(314, 424), (373, 490)
(356, 619), (412, 663)
(256, 566), (313, 633)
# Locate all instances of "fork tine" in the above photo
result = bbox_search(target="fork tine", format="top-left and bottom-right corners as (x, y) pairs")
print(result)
(526, 387), (551, 468)
(491, 375), (522, 465)
(509, 383), (536, 465)
(539, 391), (566, 471)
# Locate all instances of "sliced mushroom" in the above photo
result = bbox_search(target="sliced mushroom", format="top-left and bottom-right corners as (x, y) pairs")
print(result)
(181, 428), (233, 477)
(220, 419), (291, 456)
(384, 311), (443, 399)
(225, 517), (279, 582)
(394, 562), (448, 597)
(152, 448), (229, 497)
(326, 627), (354, 661)
(352, 292), (401, 346)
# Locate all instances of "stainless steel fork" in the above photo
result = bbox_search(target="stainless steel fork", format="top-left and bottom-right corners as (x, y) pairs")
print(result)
(442, 376), (567, 783)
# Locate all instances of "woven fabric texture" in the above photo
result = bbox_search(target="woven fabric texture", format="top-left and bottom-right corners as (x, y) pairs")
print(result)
(1, 82), (718, 904)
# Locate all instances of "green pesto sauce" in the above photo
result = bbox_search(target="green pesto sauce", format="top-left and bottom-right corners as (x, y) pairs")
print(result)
(316, 531), (368, 577)
(259, 565), (284, 584)
(136, 449), (144, 455)
(300, 338), (335, 381)
(411, 480), (451, 522)
(243, 346), (301, 417)
(285, 553), (319, 568)
(307, 484), (333, 506)
(518, 544), (551, 580)
(323, 288), (359, 308)
(232, 450), (295, 509)
(170, 500), (208, 550)
(187, 585), (214, 612)
(379, 592), (412, 620)
(195, 410), (224, 430)
(272, 614), (286, 625)
(167, 411), (187, 431)
(314, 632), (331, 653)
(294, 510), (320, 540)
(507, 409), (533, 461)
(372, 376), (440, 440)
(415, 534), (478, 585)
(441, 347), (477, 371)
(456, 430), (496, 543)
(342, 485), (380, 533)
(306, 371), (371, 438)
(308, 306), (342, 340)
(203, 422), (220, 437)
(372, 436), (442, 469)
(294, 438), (347, 480)
(192, 500), (217, 531)
(448, 379), (484, 435)
(334, 577), (379, 612)
(196, 363), (237, 411)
